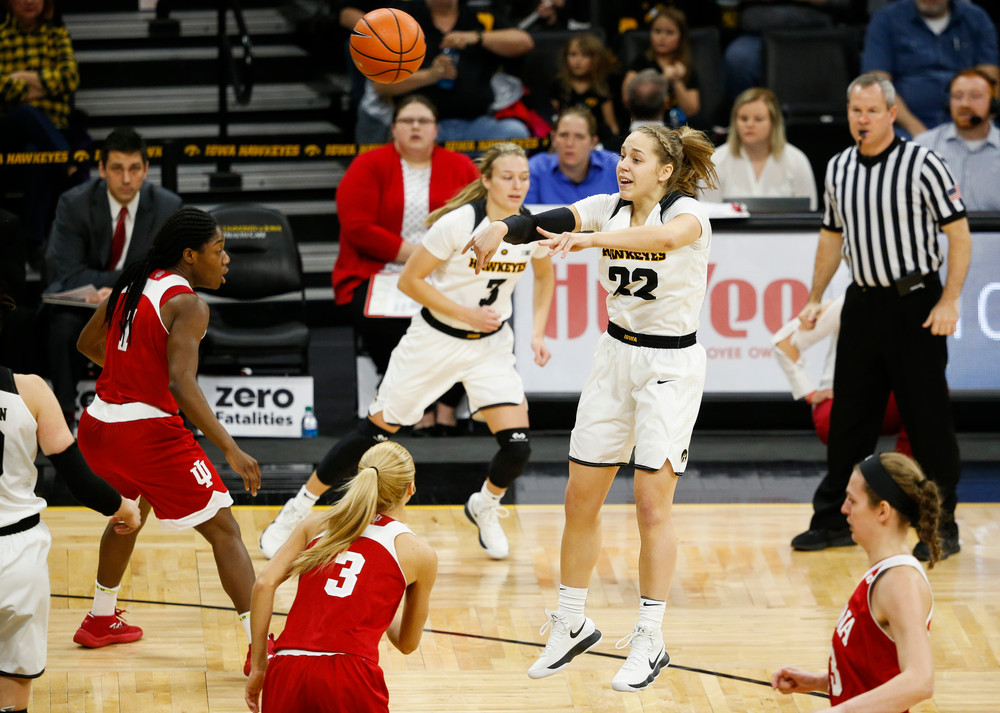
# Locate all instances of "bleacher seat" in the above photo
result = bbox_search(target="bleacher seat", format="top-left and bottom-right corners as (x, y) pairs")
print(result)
(200, 203), (309, 374)
(761, 27), (861, 199)
(761, 27), (860, 121)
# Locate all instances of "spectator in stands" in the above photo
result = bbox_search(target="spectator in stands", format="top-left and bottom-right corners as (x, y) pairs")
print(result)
(621, 5), (699, 124)
(913, 68), (1000, 210)
(862, 0), (999, 137)
(526, 107), (619, 204)
(509, 0), (592, 31)
(333, 95), (479, 434)
(625, 68), (668, 131)
(550, 32), (619, 143)
(354, 0), (534, 144)
(701, 87), (818, 210)
(724, 0), (847, 103)
(44, 127), (182, 425)
(0, 0), (80, 266)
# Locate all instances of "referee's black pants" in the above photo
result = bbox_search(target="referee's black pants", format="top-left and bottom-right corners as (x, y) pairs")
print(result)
(809, 275), (960, 531)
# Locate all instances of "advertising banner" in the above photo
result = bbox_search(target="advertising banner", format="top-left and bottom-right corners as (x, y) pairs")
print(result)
(513, 230), (1000, 395)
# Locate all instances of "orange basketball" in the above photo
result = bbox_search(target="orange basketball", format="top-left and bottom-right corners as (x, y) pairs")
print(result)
(350, 8), (426, 84)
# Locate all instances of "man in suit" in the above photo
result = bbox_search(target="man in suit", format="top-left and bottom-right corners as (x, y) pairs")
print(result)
(44, 127), (182, 421)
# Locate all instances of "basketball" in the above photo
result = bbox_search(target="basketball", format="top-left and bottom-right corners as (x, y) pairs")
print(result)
(350, 8), (426, 84)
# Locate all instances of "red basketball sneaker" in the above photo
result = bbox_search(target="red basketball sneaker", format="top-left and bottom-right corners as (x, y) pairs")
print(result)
(73, 609), (143, 648)
(244, 633), (277, 676)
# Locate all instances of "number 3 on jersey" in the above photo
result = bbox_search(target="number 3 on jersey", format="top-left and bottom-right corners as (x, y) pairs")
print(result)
(479, 279), (506, 307)
(324, 551), (366, 598)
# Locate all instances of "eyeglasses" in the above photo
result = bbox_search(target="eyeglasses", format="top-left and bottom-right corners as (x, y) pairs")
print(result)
(395, 117), (436, 127)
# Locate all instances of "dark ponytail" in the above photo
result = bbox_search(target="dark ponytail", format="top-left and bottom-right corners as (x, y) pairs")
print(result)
(105, 207), (220, 345)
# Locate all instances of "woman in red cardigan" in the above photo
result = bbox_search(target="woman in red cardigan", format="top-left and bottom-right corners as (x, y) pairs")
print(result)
(333, 95), (479, 433)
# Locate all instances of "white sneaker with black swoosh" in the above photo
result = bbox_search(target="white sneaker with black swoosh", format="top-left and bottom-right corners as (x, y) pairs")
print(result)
(527, 610), (602, 679)
(611, 624), (670, 691)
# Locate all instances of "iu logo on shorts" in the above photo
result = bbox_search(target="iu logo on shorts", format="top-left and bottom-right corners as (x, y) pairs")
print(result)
(190, 459), (213, 487)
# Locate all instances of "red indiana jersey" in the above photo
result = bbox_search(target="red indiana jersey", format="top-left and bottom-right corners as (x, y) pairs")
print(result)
(276, 514), (411, 663)
(97, 270), (193, 414)
(828, 554), (932, 709)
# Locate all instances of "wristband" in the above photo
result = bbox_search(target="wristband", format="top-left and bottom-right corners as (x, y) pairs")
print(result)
(501, 207), (576, 244)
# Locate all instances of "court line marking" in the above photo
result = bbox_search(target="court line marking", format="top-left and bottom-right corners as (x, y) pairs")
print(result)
(51, 594), (824, 698)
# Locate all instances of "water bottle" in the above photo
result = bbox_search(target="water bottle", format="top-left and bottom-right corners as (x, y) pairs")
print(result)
(668, 107), (686, 129)
(301, 406), (318, 438)
(438, 47), (459, 89)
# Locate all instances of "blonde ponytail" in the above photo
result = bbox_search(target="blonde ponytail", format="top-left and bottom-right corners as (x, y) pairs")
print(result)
(290, 442), (415, 577)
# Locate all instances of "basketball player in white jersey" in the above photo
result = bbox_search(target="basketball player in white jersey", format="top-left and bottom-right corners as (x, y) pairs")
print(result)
(0, 290), (140, 713)
(467, 125), (719, 691)
(259, 142), (554, 562)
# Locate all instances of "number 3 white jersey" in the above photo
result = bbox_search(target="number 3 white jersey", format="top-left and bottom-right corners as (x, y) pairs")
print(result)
(421, 201), (548, 331)
(0, 367), (46, 528)
(573, 192), (712, 336)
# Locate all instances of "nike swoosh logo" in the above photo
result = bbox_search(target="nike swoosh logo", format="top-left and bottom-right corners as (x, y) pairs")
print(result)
(656, 379), (674, 384)
(569, 621), (586, 638)
(641, 601), (660, 606)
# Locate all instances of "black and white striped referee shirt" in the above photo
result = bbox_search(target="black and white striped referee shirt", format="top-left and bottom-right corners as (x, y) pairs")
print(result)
(822, 136), (967, 288)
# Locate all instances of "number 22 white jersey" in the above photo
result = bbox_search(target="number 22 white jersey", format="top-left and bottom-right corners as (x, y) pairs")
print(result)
(573, 192), (712, 336)
(421, 201), (548, 331)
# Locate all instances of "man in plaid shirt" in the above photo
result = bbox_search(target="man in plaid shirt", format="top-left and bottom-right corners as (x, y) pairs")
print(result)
(1, 0), (80, 260)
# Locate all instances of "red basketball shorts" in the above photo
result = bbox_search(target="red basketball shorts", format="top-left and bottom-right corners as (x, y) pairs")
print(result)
(261, 653), (389, 713)
(78, 411), (233, 529)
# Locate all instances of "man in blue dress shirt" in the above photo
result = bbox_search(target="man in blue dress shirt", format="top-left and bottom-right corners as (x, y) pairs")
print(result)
(862, 0), (998, 137)
(913, 68), (1000, 211)
(525, 107), (620, 205)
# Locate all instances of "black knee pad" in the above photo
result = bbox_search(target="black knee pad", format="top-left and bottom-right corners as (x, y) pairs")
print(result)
(315, 418), (394, 487)
(487, 428), (531, 489)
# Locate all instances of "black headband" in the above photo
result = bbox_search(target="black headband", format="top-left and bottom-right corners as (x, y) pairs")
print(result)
(859, 454), (920, 524)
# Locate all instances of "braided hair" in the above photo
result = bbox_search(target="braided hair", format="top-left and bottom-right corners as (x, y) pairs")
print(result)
(105, 207), (220, 345)
(861, 452), (943, 568)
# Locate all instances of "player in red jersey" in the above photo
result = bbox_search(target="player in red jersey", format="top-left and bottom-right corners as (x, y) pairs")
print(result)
(245, 441), (437, 713)
(71, 207), (265, 672)
(772, 452), (942, 712)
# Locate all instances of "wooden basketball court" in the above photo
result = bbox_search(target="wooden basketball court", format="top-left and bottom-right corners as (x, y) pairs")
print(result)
(38, 502), (999, 712)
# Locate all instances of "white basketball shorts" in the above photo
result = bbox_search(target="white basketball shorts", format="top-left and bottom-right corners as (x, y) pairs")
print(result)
(370, 314), (525, 426)
(0, 521), (52, 677)
(569, 332), (706, 473)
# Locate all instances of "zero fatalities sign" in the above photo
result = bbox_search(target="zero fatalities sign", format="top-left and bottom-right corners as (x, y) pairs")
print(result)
(199, 376), (314, 437)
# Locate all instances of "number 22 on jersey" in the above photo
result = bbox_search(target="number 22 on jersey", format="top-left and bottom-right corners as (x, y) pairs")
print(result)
(324, 551), (366, 598)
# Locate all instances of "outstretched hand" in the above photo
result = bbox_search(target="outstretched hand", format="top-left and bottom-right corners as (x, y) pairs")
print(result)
(538, 228), (594, 258)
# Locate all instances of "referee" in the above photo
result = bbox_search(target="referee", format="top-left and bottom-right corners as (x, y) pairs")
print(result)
(791, 72), (971, 560)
